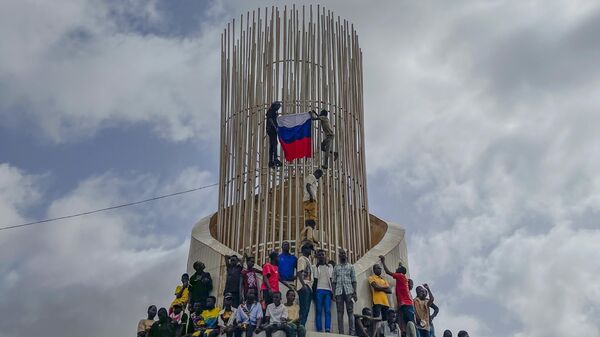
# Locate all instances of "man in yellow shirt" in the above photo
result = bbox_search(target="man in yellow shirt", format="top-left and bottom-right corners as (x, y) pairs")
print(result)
(368, 264), (392, 319)
(170, 273), (190, 313)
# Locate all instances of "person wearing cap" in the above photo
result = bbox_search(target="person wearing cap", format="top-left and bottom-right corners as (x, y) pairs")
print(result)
(309, 109), (338, 169)
(414, 284), (434, 337)
(219, 293), (238, 337)
(332, 249), (357, 335)
(443, 330), (452, 337)
(457, 331), (469, 337)
(296, 244), (314, 327)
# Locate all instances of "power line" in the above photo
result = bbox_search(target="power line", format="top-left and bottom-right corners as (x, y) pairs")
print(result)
(0, 183), (219, 232)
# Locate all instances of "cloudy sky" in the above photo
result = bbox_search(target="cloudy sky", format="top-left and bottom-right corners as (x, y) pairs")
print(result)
(2, 0), (600, 336)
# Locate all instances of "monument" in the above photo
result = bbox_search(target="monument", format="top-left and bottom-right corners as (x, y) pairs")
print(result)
(188, 5), (409, 334)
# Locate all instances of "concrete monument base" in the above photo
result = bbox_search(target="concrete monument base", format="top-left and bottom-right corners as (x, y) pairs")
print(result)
(187, 213), (409, 336)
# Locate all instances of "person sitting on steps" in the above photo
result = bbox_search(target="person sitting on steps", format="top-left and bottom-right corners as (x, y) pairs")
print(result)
(284, 289), (306, 337)
(355, 307), (380, 337)
(259, 291), (297, 337)
(375, 310), (401, 337)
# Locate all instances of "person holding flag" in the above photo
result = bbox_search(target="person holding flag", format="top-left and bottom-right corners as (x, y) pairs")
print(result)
(310, 109), (338, 169)
(266, 101), (283, 168)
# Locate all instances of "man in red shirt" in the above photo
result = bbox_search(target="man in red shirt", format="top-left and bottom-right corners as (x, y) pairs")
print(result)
(241, 255), (261, 302)
(261, 251), (280, 307)
(379, 256), (416, 336)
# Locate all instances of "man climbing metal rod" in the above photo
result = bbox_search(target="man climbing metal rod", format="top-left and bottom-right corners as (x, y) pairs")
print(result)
(266, 101), (283, 168)
(310, 109), (338, 170)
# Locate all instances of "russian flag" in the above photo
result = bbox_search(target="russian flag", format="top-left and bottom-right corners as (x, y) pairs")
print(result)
(277, 112), (312, 162)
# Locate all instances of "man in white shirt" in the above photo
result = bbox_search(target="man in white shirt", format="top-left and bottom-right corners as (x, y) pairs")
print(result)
(302, 169), (323, 247)
(261, 291), (296, 337)
(296, 244), (314, 328)
(314, 249), (333, 332)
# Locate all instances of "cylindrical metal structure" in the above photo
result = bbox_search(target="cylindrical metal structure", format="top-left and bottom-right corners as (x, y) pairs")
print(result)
(216, 5), (369, 263)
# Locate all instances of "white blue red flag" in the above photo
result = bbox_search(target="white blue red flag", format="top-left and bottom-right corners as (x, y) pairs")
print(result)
(277, 112), (312, 162)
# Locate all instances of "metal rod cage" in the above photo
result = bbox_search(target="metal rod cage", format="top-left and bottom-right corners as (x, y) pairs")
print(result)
(217, 5), (370, 263)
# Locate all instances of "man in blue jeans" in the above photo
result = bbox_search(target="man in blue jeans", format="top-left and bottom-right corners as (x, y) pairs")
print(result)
(296, 244), (314, 327)
(314, 249), (333, 332)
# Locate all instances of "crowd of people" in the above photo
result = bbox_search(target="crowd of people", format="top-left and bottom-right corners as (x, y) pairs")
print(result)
(137, 247), (470, 337)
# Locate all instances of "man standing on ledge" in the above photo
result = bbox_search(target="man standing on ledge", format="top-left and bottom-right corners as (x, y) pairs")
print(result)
(414, 284), (434, 337)
(261, 251), (281, 307)
(332, 249), (357, 335)
(279, 241), (298, 289)
(379, 256), (417, 337)
(296, 244), (314, 328)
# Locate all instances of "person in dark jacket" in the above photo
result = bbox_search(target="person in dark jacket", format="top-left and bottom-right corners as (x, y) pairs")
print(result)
(189, 261), (213, 311)
(149, 308), (176, 337)
(266, 101), (283, 168)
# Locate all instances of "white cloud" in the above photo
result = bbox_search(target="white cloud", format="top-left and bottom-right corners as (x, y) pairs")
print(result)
(0, 164), (215, 337)
(461, 225), (600, 337)
(0, 0), (221, 143)
(0, 164), (41, 225)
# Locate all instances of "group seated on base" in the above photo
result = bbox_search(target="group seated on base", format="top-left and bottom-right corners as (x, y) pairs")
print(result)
(137, 245), (470, 337)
